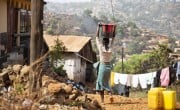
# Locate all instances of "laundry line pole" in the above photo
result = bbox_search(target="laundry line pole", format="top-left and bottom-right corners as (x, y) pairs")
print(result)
(122, 47), (124, 73)
(121, 42), (126, 73)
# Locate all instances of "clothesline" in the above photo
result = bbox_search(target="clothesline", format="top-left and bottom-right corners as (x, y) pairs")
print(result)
(111, 64), (179, 89)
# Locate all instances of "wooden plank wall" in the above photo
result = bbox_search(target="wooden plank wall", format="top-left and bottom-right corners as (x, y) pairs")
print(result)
(0, 0), (7, 33)
(7, 0), (18, 52)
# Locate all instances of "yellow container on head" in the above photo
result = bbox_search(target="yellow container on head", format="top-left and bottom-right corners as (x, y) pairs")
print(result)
(162, 91), (176, 110)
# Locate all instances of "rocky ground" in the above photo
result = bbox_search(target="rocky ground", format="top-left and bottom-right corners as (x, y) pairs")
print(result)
(0, 60), (180, 110)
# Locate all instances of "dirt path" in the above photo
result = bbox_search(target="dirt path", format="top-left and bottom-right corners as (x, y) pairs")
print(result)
(87, 94), (180, 110)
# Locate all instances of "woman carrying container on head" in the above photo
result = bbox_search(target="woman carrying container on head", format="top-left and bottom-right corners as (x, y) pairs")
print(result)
(95, 23), (115, 103)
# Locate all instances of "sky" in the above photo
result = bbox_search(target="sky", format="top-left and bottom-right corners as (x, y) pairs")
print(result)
(45, 0), (91, 3)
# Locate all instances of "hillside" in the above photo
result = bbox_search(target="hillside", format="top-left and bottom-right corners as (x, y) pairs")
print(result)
(43, 0), (180, 59)
(44, 0), (180, 39)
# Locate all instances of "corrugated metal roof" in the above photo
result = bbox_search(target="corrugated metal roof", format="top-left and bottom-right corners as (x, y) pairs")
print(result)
(43, 35), (91, 52)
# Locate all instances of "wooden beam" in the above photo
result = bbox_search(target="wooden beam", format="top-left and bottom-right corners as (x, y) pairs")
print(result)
(10, 0), (13, 7)
(11, 0), (31, 10)
(22, 1), (25, 9)
(30, 0), (44, 64)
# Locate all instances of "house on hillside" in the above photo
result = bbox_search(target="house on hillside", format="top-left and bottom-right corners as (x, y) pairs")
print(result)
(43, 35), (97, 83)
(142, 32), (171, 54)
(170, 40), (180, 61)
(0, 0), (31, 67)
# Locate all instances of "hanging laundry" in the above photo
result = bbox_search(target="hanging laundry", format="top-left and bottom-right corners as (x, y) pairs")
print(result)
(147, 72), (155, 85)
(138, 72), (155, 89)
(118, 74), (128, 85)
(169, 65), (177, 85)
(160, 67), (170, 87)
(126, 75), (132, 86)
(114, 73), (121, 84)
(113, 73), (128, 85)
(139, 74), (148, 89)
(132, 74), (139, 88)
(152, 72), (157, 79)
(150, 72), (157, 88)
(176, 61), (180, 80)
(153, 69), (161, 87)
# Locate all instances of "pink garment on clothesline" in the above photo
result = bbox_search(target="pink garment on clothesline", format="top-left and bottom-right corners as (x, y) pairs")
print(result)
(160, 67), (169, 87)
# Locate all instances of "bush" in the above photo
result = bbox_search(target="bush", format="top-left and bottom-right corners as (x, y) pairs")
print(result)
(53, 65), (67, 77)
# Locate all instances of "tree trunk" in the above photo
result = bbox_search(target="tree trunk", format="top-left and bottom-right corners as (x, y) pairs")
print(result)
(29, 0), (44, 93)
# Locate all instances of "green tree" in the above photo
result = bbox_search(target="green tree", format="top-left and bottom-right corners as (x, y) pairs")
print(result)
(50, 39), (67, 76)
(50, 39), (66, 66)
(113, 44), (173, 74)
(46, 27), (54, 35)
(150, 44), (173, 69)
(113, 54), (150, 74)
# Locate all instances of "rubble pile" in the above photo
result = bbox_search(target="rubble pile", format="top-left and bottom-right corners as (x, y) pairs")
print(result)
(0, 63), (103, 110)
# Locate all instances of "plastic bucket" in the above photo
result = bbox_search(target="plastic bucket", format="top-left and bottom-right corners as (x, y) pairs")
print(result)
(148, 87), (166, 110)
(162, 91), (176, 110)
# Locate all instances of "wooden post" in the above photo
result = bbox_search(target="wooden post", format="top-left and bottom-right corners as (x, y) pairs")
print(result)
(29, 0), (44, 93)
(17, 10), (20, 46)
(30, 0), (43, 64)
(7, 0), (12, 52)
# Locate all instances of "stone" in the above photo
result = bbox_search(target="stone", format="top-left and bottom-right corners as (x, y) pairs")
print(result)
(41, 87), (48, 95)
(20, 65), (30, 76)
(48, 83), (62, 93)
(42, 75), (64, 87)
(12, 64), (22, 74)
(63, 84), (73, 94)
(69, 90), (82, 100)
(69, 94), (77, 100)
(72, 89), (78, 94)
(22, 98), (33, 109)
(53, 95), (65, 104)
(39, 104), (48, 110)
(31, 103), (40, 110)
(47, 103), (61, 110)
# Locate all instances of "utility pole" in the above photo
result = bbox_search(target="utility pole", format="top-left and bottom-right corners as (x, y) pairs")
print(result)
(122, 42), (126, 73)
(122, 46), (124, 73)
